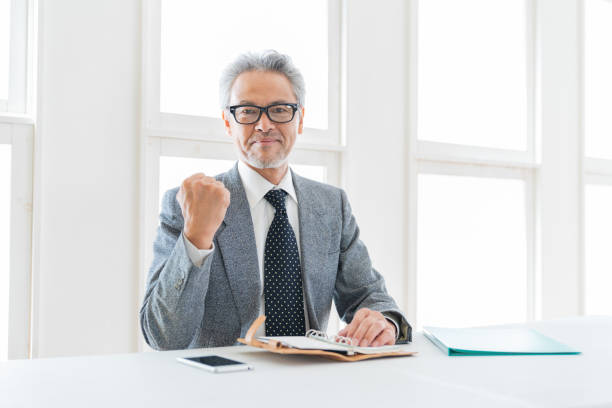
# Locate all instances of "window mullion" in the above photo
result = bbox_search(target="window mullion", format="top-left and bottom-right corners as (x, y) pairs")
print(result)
(536, 0), (583, 319)
(7, 123), (33, 359)
(8, 0), (28, 113)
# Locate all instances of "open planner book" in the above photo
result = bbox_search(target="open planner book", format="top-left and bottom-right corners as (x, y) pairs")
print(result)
(237, 315), (416, 362)
(259, 330), (403, 355)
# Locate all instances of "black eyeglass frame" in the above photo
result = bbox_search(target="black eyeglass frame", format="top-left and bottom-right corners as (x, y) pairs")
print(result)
(228, 103), (299, 124)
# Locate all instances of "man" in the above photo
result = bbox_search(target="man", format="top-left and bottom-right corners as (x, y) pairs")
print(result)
(140, 50), (411, 350)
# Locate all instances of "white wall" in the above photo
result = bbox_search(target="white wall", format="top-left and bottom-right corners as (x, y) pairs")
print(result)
(32, 0), (141, 357)
(343, 0), (407, 311)
(537, 0), (582, 319)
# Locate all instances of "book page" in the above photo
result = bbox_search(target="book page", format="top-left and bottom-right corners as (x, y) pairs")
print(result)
(258, 336), (350, 353)
(258, 336), (403, 355)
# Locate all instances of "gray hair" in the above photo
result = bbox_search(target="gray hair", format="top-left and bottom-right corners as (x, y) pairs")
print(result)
(219, 50), (305, 109)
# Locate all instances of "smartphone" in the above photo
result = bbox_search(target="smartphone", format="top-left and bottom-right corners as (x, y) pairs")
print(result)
(176, 355), (253, 373)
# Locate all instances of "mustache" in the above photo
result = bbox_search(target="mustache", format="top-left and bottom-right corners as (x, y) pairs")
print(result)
(249, 132), (283, 144)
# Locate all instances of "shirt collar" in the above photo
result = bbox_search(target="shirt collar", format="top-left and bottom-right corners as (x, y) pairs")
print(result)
(237, 160), (298, 209)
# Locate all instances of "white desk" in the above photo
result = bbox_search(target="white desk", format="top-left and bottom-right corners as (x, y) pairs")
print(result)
(3, 316), (611, 408)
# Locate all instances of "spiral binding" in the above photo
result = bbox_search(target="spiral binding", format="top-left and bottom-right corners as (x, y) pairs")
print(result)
(306, 329), (355, 346)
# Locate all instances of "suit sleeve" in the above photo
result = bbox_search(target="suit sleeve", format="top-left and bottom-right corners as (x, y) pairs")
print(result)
(139, 188), (215, 350)
(333, 190), (412, 343)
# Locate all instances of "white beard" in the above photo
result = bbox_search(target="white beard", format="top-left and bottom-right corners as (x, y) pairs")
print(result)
(239, 149), (289, 169)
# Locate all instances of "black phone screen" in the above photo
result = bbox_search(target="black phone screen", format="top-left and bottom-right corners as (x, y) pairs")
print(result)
(184, 355), (245, 367)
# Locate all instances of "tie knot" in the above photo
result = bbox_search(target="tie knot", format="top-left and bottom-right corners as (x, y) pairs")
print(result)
(264, 188), (288, 212)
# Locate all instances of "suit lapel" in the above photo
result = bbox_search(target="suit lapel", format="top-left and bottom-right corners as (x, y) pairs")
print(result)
(292, 171), (330, 332)
(215, 164), (261, 332)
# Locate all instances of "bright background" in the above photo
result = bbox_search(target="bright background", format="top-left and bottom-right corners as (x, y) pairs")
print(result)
(0, 0), (610, 360)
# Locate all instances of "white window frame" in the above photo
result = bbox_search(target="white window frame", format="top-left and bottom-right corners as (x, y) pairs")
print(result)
(0, 119), (34, 360)
(139, 1), (346, 350)
(139, 0), (347, 349)
(1, 0), (32, 114)
(404, 0), (539, 327)
(405, 0), (588, 324)
(584, 174), (612, 191)
(141, 0), (343, 147)
(0, 0), (35, 360)
(415, 161), (537, 325)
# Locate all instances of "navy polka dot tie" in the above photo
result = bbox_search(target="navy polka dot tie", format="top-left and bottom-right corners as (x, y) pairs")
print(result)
(263, 189), (306, 336)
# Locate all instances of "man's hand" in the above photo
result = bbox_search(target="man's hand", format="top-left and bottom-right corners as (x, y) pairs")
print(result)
(337, 308), (396, 347)
(176, 173), (230, 250)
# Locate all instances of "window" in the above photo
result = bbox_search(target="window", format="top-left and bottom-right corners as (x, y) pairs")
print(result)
(410, 0), (535, 328)
(144, 0), (340, 145)
(417, 173), (528, 327)
(141, 1), (343, 344)
(0, 124), (33, 361)
(0, 0), (34, 360)
(417, 0), (529, 151)
(584, 0), (612, 160)
(141, 0), (342, 325)
(0, 144), (10, 360)
(160, 0), (329, 130)
(584, 0), (612, 316)
(1, 0), (10, 106)
(584, 183), (612, 315)
(159, 157), (236, 199)
(0, 0), (29, 113)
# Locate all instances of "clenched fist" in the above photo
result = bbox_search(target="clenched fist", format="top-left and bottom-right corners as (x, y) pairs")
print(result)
(176, 173), (230, 250)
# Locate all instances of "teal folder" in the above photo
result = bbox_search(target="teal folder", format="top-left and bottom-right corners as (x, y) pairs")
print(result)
(423, 326), (581, 356)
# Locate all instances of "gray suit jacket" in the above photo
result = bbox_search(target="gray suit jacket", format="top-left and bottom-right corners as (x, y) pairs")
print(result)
(140, 163), (411, 350)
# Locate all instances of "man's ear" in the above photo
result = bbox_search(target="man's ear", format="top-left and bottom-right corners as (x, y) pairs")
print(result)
(297, 107), (305, 134)
(222, 110), (232, 137)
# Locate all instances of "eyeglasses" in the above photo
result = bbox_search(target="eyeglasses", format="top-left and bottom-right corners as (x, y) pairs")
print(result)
(228, 103), (299, 125)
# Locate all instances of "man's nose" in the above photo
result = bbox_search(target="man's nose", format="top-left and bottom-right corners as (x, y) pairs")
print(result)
(255, 111), (276, 132)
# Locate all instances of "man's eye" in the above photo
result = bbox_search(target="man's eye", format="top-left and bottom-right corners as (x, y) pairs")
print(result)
(241, 109), (257, 115)
(272, 107), (289, 113)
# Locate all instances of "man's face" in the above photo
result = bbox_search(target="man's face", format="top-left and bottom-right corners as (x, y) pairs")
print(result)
(223, 70), (304, 169)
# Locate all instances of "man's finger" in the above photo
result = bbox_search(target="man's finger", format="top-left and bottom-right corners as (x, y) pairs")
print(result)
(342, 308), (371, 339)
(354, 308), (370, 321)
(340, 321), (357, 340)
(359, 319), (387, 347)
(340, 316), (361, 339)
(184, 172), (206, 182)
(185, 173), (218, 186)
(351, 316), (378, 345)
(371, 327), (395, 347)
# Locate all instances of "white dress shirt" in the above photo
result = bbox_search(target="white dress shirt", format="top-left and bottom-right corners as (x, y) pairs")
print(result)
(182, 160), (309, 338)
